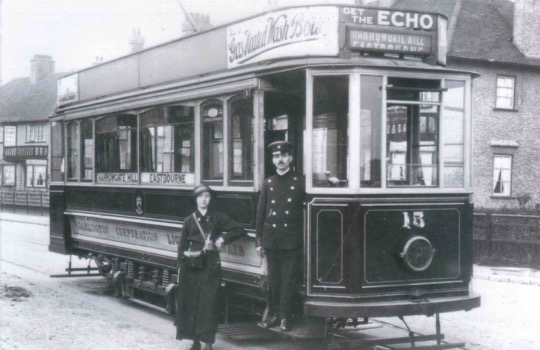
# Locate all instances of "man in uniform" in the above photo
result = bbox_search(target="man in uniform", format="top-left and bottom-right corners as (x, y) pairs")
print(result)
(256, 140), (305, 331)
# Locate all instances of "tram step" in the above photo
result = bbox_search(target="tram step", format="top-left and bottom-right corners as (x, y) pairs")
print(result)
(218, 322), (282, 341)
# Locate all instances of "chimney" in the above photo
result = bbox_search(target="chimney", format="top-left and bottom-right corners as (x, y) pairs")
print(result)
(129, 28), (145, 53)
(30, 54), (55, 84)
(513, 0), (540, 58)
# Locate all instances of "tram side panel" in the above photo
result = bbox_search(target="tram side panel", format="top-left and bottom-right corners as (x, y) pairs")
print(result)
(306, 195), (479, 318)
(49, 186), (72, 254)
(49, 186), (265, 292)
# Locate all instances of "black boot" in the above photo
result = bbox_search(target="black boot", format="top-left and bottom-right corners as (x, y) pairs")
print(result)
(258, 315), (279, 329)
(280, 318), (291, 331)
(189, 340), (201, 350)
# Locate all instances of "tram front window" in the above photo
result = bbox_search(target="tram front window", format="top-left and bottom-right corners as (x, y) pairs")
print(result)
(312, 76), (349, 188)
(386, 79), (440, 187)
(360, 75), (383, 188)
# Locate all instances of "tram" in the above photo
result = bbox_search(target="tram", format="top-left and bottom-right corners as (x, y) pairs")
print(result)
(49, 3), (480, 342)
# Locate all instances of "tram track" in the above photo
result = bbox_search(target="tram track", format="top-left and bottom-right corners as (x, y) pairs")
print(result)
(370, 318), (468, 350)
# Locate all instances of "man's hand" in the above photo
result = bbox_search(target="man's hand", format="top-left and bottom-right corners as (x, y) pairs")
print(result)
(256, 246), (265, 258)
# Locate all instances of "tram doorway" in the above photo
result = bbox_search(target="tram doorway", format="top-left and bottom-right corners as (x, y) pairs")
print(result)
(263, 91), (304, 178)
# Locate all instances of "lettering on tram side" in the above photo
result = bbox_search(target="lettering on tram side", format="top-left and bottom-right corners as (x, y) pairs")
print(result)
(226, 6), (339, 68)
(69, 216), (180, 252)
(349, 29), (431, 54)
(96, 172), (139, 184)
(140, 172), (195, 185)
(75, 220), (110, 235)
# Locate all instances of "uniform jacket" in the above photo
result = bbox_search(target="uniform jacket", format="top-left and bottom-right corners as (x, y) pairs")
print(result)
(175, 208), (245, 343)
(255, 170), (305, 250)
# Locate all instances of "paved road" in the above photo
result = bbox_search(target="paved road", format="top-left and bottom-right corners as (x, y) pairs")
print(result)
(1, 216), (539, 349)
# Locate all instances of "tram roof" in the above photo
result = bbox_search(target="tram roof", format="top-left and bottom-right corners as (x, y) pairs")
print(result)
(55, 4), (474, 117)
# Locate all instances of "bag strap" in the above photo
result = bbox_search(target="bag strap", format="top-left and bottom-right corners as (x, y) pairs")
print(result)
(192, 213), (209, 242)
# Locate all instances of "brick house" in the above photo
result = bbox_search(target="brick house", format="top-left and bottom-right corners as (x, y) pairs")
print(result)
(384, 0), (540, 210)
(0, 55), (62, 192)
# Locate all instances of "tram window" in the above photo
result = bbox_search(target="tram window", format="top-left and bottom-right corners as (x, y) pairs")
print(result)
(228, 94), (254, 184)
(202, 100), (224, 182)
(51, 121), (64, 182)
(81, 120), (93, 181)
(360, 75), (383, 188)
(386, 104), (439, 187)
(96, 115), (137, 173)
(442, 80), (465, 188)
(67, 122), (79, 180)
(140, 106), (195, 185)
(387, 78), (441, 102)
(312, 76), (349, 188)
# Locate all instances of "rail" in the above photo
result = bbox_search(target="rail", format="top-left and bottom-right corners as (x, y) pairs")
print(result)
(0, 190), (50, 215)
(474, 213), (540, 264)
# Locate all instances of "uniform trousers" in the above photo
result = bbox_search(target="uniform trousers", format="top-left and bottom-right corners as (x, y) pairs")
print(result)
(265, 247), (301, 320)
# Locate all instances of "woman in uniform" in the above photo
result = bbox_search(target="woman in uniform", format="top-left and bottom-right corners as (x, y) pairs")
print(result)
(176, 184), (245, 350)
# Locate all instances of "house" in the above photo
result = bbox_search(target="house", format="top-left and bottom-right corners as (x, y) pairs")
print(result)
(0, 55), (62, 192)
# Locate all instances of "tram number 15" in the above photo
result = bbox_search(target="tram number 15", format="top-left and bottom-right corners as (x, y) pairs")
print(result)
(402, 211), (425, 229)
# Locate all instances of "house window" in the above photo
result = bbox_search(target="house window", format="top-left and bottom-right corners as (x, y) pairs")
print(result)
(0, 126), (4, 143)
(27, 124), (45, 142)
(3, 165), (15, 186)
(493, 155), (512, 197)
(26, 164), (47, 187)
(4, 126), (16, 146)
(495, 75), (515, 109)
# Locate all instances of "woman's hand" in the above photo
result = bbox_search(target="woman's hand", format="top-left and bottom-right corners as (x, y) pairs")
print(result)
(215, 237), (225, 250)
(256, 246), (265, 258)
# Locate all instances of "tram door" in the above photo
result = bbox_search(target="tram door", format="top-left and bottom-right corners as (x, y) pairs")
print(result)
(263, 92), (303, 178)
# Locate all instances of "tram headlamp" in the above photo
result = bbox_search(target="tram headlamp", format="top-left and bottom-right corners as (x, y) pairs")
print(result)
(399, 236), (435, 272)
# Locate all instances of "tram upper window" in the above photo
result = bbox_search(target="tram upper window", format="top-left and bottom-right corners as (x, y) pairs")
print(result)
(96, 115), (137, 180)
(140, 106), (195, 186)
(228, 94), (254, 185)
(312, 76), (349, 188)
(67, 122), (79, 180)
(386, 104), (439, 187)
(81, 120), (93, 181)
(202, 100), (224, 182)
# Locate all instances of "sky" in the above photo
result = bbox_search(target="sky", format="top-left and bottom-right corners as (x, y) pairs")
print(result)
(0, 0), (355, 85)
